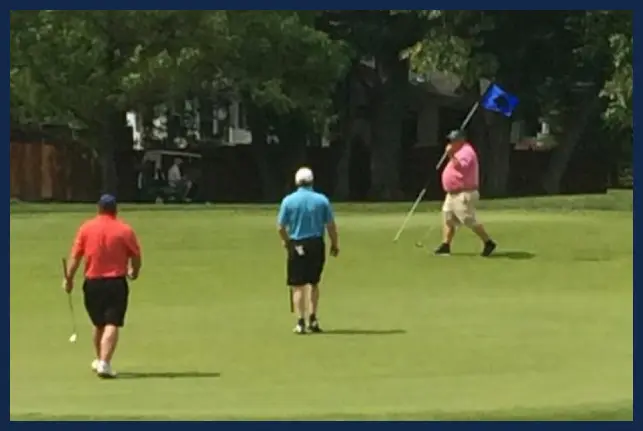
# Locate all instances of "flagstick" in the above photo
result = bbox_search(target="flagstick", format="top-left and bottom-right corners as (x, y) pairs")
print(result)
(435, 102), (480, 169)
(436, 81), (492, 170)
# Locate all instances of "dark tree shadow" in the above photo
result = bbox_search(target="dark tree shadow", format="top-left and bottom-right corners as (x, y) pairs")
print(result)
(319, 329), (406, 336)
(451, 251), (536, 260)
(117, 371), (221, 380)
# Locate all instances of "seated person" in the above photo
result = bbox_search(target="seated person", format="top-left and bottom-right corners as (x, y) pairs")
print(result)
(167, 158), (193, 201)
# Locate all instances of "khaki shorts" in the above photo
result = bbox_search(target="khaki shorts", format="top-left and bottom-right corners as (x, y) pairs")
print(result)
(442, 190), (480, 227)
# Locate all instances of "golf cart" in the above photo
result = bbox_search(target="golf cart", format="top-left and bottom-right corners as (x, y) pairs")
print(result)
(137, 149), (202, 203)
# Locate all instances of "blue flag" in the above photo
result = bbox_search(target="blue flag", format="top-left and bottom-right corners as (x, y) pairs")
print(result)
(480, 83), (519, 117)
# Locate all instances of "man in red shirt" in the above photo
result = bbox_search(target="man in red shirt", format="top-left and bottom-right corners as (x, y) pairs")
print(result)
(62, 194), (142, 378)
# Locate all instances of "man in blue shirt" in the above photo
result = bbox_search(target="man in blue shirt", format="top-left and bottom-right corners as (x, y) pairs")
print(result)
(278, 167), (340, 334)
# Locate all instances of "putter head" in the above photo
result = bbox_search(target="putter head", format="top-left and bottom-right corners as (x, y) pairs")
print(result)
(69, 333), (77, 343)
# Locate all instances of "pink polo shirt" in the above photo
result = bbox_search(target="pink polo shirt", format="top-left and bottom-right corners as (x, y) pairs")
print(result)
(441, 142), (479, 193)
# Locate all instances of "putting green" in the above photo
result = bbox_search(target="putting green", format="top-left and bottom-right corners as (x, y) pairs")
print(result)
(10, 196), (632, 420)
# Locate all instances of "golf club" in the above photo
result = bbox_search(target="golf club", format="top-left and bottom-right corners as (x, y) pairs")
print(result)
(415, 223), (439, 249)
(393, 188), (426, 243)
(61, 257), (78, 343)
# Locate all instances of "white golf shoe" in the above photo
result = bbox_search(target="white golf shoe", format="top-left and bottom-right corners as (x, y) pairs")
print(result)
(96, 361), (117, 379)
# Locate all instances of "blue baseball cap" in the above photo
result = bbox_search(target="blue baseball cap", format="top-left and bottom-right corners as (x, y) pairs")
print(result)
(98, 194), (117, 212)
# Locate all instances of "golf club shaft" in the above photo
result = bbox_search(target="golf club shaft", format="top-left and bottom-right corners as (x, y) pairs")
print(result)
(67, 293), (77, 333)
(394, 187), (427, 242)
(61, 257), (77, 334)
(416, 219), (440, 247)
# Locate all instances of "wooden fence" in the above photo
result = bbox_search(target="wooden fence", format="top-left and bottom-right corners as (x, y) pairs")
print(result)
(10, 140), (608, 203)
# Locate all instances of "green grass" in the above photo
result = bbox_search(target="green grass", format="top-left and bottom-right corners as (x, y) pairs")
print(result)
(10, 192), (633, 421)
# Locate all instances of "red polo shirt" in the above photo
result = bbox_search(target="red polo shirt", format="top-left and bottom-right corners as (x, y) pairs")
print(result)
(70, 215), (141, 279)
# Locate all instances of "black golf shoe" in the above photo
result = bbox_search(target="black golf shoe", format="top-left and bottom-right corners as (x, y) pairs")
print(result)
(434, 243), (451, 256)
(481, 240), (497, 257)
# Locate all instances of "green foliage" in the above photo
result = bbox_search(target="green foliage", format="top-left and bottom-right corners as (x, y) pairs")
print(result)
(10, 11), (350, 136)
(10, 11), (207, 130)
(11, 10), (632, 147)
(220, 11), (351, 124)
(600, 25), (632, 131)
(405, 10), (632, 134)
(404, 11), (497, 88)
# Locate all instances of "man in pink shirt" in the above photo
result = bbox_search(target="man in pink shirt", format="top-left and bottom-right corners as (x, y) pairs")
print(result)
(435, 130), (496, 257)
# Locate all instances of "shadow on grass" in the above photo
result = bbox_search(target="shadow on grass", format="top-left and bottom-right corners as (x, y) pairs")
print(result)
(319, 329), (406, 336)
(451, 250), (536, 260)
(116, 371), (221, 380)
(487, 250), (536, 260)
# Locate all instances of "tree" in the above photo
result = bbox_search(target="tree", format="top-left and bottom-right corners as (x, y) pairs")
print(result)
(230, 11), (350, 200)
(600, 12), (632, 132)
(11, 10), (221, 194)
(188, 11), (351, 200)
(11, 11), (349, 200)
(318, 10), (434, 199)
(406, 11), (628, 195)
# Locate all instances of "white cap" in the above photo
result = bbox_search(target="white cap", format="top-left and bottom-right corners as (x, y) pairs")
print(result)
(295, 167), (314, 185)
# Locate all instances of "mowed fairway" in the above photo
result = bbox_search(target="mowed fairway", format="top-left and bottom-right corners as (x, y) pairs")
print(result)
(10, 195), (632, 420)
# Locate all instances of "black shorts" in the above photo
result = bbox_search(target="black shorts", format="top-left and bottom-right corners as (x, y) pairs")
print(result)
(287, 237), (326, 287)
(82, 277), (129, 327)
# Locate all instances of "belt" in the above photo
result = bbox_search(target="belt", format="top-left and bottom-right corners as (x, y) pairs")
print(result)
(446, 189), (478, 195)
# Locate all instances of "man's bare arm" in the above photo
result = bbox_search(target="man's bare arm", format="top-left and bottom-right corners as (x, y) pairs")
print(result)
(66, 227), (86, 281)
(278, 225), (289, 247)
(126, 228), (142, 280)
(129, 255), (142, 280)
(326, 221), (340, 256)
(66, 256), (82, 280)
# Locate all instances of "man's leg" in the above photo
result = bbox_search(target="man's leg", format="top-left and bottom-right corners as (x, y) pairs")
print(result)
(435, 214), (458, 255)
(442, 218), (457, 245)
(291, 285), (307, 333)
(96, 279), (128, 378)
(287, 241), (311, 334)
(471, 223), (496, 256)
(306, 239), (325, 332)
(99, 324), (119, 363)
(91, 326), (104, 371)
(307, 285), (322, 332)
(459, 192), (496, 257)
(436, 194), (458, 255)
(83, 280), (105, 372)
(471, 223), (490, 242)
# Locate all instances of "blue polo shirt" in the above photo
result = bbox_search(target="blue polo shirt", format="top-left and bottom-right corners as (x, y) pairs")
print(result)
(277, 187), (334, 241)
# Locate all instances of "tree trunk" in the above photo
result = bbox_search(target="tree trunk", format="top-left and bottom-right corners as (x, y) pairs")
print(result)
(96, 108), (128, 196)
(541, 96), (600, 195)
(334, 138), (351, 200)
(278, 112), (309, 193)
(471, 105), (491, 195)
(98, 143), (118, 196)
(368, 56), (407, 200)
(333, 63), (361, 200)
(482, 111), (512, 197)
(198, 97), (214, 142)
(247, 105), (280, 202)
